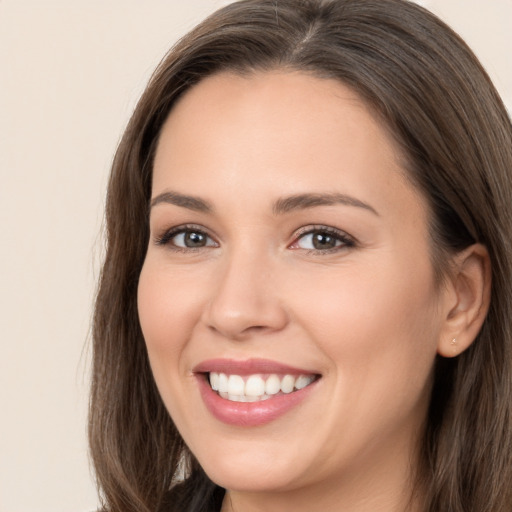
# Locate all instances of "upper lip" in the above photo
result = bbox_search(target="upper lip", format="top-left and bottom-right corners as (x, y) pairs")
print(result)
(193, 358), (319, 376)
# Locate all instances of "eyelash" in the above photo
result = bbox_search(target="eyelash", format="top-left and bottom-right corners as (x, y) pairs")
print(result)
(154, 224), (355, 254)
(154, 224), (217, 252)
(289, 225), (355, 254)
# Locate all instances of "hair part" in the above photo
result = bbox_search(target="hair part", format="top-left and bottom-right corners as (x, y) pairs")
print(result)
(90, 1), (512, 511)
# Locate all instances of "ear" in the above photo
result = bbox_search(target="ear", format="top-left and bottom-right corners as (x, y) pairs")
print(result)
(437, 244), (491, 358)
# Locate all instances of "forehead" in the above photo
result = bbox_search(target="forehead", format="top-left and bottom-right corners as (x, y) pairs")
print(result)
(152, 71), (424, 221)
(156, 71), (390, 158)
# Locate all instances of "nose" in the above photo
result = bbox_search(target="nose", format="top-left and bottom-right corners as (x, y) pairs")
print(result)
(202, 249), (289, 340)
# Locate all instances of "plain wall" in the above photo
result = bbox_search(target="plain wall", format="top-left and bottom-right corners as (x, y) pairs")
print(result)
(0, 1), (510, 511)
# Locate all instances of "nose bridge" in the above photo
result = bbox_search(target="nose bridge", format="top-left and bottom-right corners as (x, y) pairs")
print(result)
(204, 241), (287, 339)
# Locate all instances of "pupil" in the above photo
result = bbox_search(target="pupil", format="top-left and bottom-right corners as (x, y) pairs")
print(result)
(313, 233), (335, 249)
(185, 231), (206, 247)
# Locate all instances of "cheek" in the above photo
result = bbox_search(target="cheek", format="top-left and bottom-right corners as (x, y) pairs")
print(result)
(289, 256), (440, 397)
(295, 256), (437, 332)
(137, 261), (211, 441)
(137, 262), (203, 377)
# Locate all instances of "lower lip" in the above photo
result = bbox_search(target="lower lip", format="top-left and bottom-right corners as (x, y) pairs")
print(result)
(197, 375), (319, 427)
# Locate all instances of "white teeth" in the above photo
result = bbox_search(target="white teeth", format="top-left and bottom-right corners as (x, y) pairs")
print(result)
(227, 375), (245, 396)
(208, 372), (316, 401)
(209, 372), (219, 391)
(245, 375), (266, 396)
(280, 374), (295, 394)
(295, 375), (315, 390)
(265, 374), (281, 395)
(218, 373), (229, 393)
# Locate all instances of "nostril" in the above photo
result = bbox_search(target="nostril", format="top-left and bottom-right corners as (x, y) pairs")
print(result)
(208, 323), (269, 338)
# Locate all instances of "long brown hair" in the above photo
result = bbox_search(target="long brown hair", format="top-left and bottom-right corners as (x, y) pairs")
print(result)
(89, 1), (512, 511)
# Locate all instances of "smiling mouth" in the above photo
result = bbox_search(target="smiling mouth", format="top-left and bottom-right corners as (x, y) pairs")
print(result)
(207, 372), (319, 402)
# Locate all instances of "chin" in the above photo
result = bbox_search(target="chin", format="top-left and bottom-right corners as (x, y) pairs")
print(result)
(197, 448), (306, 493)
(207, 469), (298, 494)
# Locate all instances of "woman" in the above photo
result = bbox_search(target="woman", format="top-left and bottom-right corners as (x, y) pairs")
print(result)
(89, 0), (512, 511)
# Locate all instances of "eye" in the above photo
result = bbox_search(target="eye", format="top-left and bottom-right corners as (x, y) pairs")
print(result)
(155, 226), (218, 250)
(290, 226), (354, 252)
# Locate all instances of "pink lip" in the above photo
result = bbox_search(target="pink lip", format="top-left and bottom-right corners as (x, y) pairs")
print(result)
(194, 358), (320, 427)
(193, 358), (316, 376)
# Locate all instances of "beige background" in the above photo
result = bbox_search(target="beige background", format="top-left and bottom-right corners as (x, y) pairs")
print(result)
(0, 1), (510, 511)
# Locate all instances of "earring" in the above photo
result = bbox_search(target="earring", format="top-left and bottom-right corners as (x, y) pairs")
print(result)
(451, 338), (457, 345)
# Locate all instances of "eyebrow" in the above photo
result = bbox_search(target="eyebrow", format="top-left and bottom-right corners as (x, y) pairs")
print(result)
(150, 190), (378, 216)
(272, 193), (379, 216)
(150, 191), (213, 213)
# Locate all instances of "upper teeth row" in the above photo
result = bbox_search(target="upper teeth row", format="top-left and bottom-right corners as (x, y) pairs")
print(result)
(209, 372), (315, 397)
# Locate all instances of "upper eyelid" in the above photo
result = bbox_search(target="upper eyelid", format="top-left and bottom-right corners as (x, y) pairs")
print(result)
(153, 223), (355, 246)
(289, 225), (356, 250)
(292, 224), (354, 240)
(154, 224), (218, 246)
(157, 223), (213, 235)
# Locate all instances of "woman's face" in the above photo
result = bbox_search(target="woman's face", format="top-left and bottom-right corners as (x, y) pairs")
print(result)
(138, 72), (449, 501)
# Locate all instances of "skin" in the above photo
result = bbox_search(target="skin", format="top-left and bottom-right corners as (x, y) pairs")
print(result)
(137, 71), (489, 511)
